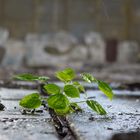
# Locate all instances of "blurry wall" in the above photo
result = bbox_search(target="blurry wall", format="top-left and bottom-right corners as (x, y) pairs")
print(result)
(0, 0), (140, 41)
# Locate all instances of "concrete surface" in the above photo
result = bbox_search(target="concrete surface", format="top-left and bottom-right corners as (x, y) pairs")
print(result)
(0, 89), (59, 140)
(0, 88), (139, 140)
(68, 90), (140, 140)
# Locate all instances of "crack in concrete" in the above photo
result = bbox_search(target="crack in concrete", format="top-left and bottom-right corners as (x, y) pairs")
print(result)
(48, 108), (81, 140)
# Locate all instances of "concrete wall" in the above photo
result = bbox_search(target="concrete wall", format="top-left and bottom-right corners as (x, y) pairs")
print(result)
(0, 0), (140, 41)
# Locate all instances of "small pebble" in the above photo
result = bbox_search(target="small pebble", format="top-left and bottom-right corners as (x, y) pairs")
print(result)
(0, 103), (5, 111)
(89, 117), (95, 121)
(35, 110), (43, 113)
(107, 127), (113, 130)
(118, 112), (123, 115)
(107, 105), (112, 108)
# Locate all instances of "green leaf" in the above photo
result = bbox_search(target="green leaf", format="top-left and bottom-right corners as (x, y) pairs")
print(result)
(20, 93), (41, 109)
(54, 107), (70, 115)
(55, 68), (76, 82)
(73, 81), (85, 92)
(14, 74), (50, 82)
(38, 76), (50, 82)
(14, 73), (38, 81)
(64, 85), (80, 98)
(44, 84), (60, 95)
(47, 94), (69, 110)
(70, 102), (82, 112)
(97, 80), (114, 100)
(81, 73), (97, 83)
(81, 73), (114, 100)
(86, 100), (107, 115)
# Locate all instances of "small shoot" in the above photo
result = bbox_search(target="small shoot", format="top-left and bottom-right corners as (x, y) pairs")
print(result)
(15, 68), (114, 116)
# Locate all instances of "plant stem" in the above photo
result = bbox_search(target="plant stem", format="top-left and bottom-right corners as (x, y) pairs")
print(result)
(74, 101), (86, 104)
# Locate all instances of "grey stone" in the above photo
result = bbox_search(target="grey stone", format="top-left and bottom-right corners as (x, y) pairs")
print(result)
(117, 41), (140, 63)
(49, 31), (78, 53)
(68, 45), (88, 68)
(25, 32), (86, 68)
(84, 32), (106, 64)
(25, 33), (66, 67)
(2, 39), (25, 67)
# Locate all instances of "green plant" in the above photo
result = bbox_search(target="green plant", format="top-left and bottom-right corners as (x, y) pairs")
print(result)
(14, 68), (114, 115)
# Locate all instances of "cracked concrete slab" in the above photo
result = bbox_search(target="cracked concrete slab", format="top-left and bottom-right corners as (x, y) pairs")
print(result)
(68, 90), (140, 140)
(0, 89), (59, 140)
(0, 88), (140, 140)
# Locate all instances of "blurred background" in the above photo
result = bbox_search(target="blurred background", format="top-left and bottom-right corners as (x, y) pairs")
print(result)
(0, 0), (140, 82)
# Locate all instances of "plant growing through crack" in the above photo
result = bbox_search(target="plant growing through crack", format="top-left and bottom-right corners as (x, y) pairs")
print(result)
(14, 68), (114, 115)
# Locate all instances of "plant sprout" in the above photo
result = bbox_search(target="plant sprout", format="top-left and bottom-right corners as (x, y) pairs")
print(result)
(14, 68), (114, 115)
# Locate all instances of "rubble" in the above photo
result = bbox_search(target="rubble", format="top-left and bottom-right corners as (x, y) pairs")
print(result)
(25, 32), (87, 68)
(84, 32), (106, 64)
(0, 31), (139, 68)
(117, 41), (140, 63)
(2, 40), (25, 67)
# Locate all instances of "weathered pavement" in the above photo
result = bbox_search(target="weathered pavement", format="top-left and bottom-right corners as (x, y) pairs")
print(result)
(68, 90), (140, 140)
(0, 88), (140, 140)
(0, 89), (58, 140)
